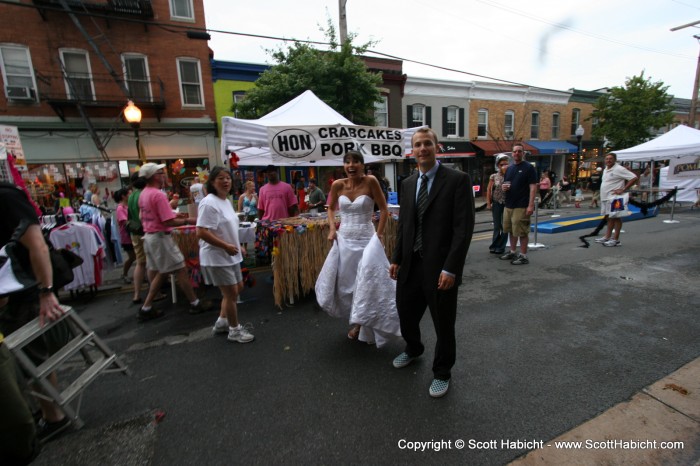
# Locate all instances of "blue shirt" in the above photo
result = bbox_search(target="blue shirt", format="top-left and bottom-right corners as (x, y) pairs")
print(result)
(504, 161), (537, 209)
(416, 163), (439, 202)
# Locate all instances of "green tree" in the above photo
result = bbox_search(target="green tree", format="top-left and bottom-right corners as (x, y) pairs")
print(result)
(590, 72), (674, 150)
(234, 22), (383, 125)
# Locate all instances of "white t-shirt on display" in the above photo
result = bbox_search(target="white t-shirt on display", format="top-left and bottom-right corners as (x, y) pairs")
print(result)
(196, 194), (243, 267)
(190, 183), (205, 204)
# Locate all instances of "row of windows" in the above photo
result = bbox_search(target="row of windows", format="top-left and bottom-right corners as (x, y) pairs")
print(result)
(0, 44), (204, 107)
(407, 104), (584, 140)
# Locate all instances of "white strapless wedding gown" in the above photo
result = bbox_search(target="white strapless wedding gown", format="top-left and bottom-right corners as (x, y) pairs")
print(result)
(315, 195), (400, 347)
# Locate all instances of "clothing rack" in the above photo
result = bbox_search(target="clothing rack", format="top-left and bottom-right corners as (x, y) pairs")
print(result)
(80, 200), (112, 213)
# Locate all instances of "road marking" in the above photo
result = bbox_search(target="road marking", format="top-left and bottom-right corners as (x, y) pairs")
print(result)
(472, 232), (492, 242)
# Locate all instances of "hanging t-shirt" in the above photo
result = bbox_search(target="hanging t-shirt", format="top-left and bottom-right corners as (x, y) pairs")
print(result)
(196, 194), (243, 267)
(190, 183), (205, 204)
(49, 223), (101, 290)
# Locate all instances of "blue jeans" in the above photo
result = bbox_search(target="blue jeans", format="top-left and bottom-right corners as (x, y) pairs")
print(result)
(489, 202), (508, 253)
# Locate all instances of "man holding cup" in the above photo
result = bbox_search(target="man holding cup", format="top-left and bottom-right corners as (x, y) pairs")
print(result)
(500, 144), (538, 265)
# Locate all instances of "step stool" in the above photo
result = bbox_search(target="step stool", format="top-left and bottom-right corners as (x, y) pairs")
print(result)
(3, 305), (130, 429)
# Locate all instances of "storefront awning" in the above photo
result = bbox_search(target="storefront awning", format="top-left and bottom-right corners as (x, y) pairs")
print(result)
(471, 140), (539, 156)
(526, 141), (579, 155)
(407, 141), (477, 158)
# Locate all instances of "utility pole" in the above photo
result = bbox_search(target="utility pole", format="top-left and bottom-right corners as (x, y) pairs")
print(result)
(339, 0), (348, 45)
(670, 21), (700, 128)
(689, 36), (700, 127)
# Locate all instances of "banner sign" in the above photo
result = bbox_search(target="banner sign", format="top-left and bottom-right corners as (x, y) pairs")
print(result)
(668, 155), (700, 179)
(0, 125), (26, 172)
(267, 125), (408, 163)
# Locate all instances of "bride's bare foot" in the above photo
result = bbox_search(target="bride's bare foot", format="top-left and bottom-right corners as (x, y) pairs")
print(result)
(347, 324), (360, 340)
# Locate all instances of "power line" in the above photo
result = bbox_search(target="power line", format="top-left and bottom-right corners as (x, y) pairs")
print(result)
(476, 0), (694, 60)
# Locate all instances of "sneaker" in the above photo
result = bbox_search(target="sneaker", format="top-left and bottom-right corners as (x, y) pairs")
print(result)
(511, 254), (529, 265)
(603, 239), (620, 247)
(228, 324), (255, 343)
(137, 308), (164, 322)
(189, 299), (213, 315)
(37, 417), (71, 444)
(594, 237), (610, 243)
(392, 352), (417, 369)
(429, 379), (450, 398)
(499, 251), (517, 261)
(122, 275), (132, 284)
(212, 319), (229, 335)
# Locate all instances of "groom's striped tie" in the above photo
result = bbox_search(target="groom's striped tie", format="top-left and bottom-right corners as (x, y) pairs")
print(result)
(414, 174), (428, 252)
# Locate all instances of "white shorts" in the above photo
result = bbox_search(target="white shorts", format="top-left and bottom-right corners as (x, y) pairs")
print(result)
(201, 264), (243, 287)
(601, 199), (631, 218)
(143, 232), (185, 273)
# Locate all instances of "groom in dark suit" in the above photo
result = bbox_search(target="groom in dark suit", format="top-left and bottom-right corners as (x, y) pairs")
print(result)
(389, 127), (474, 398)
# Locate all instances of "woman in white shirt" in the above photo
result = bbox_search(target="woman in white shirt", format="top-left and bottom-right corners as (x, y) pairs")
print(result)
(196, 166), (254, 343)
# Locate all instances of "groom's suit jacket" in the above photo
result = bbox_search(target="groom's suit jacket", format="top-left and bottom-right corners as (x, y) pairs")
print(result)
(391, 164), (474, 287)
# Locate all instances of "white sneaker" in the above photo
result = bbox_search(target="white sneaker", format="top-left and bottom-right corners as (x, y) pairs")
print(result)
(594, 237), (610, 243)
(212, 319), (229, 335)
(228, 324), (255, 343)
(603, 239), (621, 247)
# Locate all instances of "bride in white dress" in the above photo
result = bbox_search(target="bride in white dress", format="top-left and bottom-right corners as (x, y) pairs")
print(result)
(315, 151), (400, 347)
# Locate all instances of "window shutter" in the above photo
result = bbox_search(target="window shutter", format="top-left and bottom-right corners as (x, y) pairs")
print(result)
(459, 108), (465, 137)
(426, 107), (432, 128)
(442, 107), (448, 137)
(407, 105), (414, 127)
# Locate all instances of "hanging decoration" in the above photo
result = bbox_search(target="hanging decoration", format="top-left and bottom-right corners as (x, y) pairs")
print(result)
(229, 151), (240, 169)
(171, 159), (185, 175)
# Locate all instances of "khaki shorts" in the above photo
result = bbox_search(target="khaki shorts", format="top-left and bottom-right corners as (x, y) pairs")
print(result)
(503, 207), (531, 237)
(201, 264), (243, 287)
(143, 233), (185, 274)
(130, 234), (146, 264)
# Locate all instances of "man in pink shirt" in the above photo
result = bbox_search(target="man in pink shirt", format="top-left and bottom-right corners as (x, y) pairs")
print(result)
(258, 165), (298, 221)
(137, 163), (211, 321)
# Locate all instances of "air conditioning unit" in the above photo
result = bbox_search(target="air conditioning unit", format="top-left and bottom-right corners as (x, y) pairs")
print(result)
(5, 86), (35, 101)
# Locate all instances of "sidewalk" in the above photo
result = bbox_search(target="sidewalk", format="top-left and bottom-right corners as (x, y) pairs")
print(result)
(510, 358), (700, 465)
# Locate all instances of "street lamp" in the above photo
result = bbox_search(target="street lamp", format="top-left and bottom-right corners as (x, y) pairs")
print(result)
(124, 100), (144, 163)
(575, 125), (585, 182)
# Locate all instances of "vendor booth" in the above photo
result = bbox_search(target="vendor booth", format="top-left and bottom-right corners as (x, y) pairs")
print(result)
(220, 90), (418, 306)
(614, 125), (700, 163)
(614, 124), (700, 207)
(220, 90), (416, 166)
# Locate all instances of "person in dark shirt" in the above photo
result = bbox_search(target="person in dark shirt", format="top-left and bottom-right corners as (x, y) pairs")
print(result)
(500, 144), (538, 265)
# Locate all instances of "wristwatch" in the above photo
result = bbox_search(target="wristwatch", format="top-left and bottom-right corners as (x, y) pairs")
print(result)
(39, 286), (54, 295)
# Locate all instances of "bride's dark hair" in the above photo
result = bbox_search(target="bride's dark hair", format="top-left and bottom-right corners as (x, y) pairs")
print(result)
(343, 150), (364, 165)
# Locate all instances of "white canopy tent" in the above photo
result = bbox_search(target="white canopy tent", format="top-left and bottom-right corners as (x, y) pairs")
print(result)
(614, 125), (700, 162)
(614, 125), (700, 208)
(220, 90), (416, 166)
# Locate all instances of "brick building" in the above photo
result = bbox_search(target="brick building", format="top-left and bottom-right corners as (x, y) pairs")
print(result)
(0, 0), (217, 208)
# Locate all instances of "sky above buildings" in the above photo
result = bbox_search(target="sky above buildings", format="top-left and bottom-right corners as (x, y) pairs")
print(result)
(204, 0), (699, 98)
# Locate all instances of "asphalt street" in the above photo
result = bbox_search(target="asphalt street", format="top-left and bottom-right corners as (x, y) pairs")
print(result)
(32, 203), (700, 465)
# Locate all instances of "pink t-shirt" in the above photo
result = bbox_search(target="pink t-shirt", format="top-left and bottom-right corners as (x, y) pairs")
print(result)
(138, 186), (176, 233)
(258, 182), (297, 221)
(116, 203), (131, 244)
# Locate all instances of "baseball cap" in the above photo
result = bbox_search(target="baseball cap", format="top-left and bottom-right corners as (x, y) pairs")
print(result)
(139, 163), (166, 179)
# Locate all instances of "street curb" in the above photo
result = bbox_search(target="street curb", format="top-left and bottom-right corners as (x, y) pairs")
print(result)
(510, 357), (700, 465)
